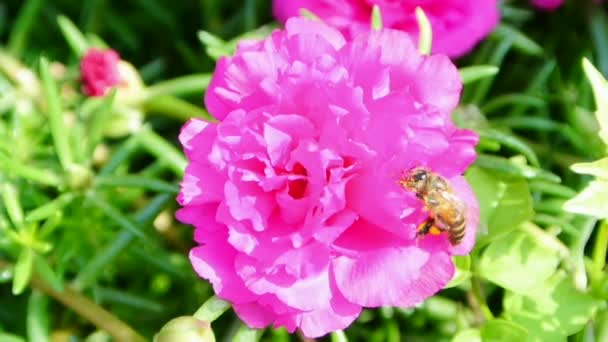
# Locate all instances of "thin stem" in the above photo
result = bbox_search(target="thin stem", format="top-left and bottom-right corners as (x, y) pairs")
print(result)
(145, 74), (211, 99)
(592, 221), (608, 291)
(143, 95), (215, 122)
(470, 277), (493, 322)
(193, 295), (230, 322)
(0, 259), (145, 342)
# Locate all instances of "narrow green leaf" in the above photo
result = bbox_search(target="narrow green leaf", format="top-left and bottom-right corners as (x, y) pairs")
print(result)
(56, 15), (89, 57)
(95, 175), (178, 194)
(415, 7), (432, 55)
(299, 8), (321, 21)
(194, 295), (231, 322)
(582, 58), (608, 146)
(494, 24), (543, 56)
(460, 65), (499, 85)
(40, 57), (73, 171)
(1, 182), (24, 228)
(25, 193), (75, 223)
(27, 291), (50, 342)
(138, 127), (187, 176)
(98, 134), (140, 176)
(7, 0), (44, 57)
(87, 89), (117, 156)
(475, 154), (561, 183)
(34, 255), (63, 292)
(0, 156), (62, 187)
(73, 194), (171, 289)
(87, 196), (146, 238)
(478, 129), (540, 166)
(331, 330), (348, 342)
(12, 248), (34, 295)
(371, 5), (383, 31)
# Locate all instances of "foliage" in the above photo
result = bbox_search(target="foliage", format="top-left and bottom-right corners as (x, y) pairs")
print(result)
(0, 0), (607, 341)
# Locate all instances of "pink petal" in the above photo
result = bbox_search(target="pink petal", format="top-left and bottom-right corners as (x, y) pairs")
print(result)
(332, 246), (454, 307)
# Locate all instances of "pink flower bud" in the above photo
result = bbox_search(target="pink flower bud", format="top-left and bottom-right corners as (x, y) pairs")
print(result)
(80, 48), (122, 97)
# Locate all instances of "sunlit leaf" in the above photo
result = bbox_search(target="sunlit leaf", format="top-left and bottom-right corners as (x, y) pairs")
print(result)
(466, 167), (534, 243)
(481, 319), (528, 342)
(563, 180), (608, 219)
(504, 272), (599, 341)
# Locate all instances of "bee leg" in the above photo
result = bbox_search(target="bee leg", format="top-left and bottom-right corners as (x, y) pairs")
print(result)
(417, 218), (435, 237)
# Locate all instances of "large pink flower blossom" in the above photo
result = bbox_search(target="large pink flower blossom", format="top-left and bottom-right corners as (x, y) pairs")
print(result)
(80, 48), (122, 97)
(273, 0), (499, 58)
(177, 18), (479, 337)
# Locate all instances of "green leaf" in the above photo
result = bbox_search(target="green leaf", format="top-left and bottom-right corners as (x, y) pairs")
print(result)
(1, 182), (24, 228)
(582, 58), (608, 146)
(371, 5), (383, 31)
(0, 333), (26, 342)
(460, 65), (499, 85)
(299, 8), (321, 22)
(12, 248), (34, 295)
(452, 329), (481, 342)
(25, 193), (75, 223)
(504, 272), (599, 341)
(494, 24), (543, 56)
(34, 255), (63, 292)
(40, 57), (74, 172)
(27, 291), (49, 342)
(481, 319), (528, 342)
(570, 157), (608, 178)
(415, 7), (432, 55)
(478, 230), (560, 294)
(331, 331), (348, 342)
(57, 15), (89, 57)
(465, 167), (534, 243)
(563, 180), (608, 219)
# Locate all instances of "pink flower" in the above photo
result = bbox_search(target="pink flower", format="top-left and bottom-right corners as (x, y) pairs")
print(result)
(177, 18), (479, 337)
(273, 0), (499, 58)
(531, 0), (564, 10)
(80, 48), (122, 97)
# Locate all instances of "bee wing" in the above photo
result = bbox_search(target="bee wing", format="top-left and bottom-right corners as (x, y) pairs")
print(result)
(439, 191), (467, 212)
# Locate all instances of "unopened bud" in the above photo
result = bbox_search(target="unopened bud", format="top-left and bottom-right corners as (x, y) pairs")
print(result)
(154, 316), (215, 342)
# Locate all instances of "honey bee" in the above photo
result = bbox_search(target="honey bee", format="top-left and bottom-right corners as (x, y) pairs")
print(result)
(399, 166), (467, 245)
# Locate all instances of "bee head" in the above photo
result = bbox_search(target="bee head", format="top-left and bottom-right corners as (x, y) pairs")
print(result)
(400, 167), (430, 194)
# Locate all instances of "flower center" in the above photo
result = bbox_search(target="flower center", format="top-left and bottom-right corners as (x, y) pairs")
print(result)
(288, 163), (308, 199)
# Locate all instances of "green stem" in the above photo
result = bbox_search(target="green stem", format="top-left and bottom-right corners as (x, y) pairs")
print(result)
(0, 259), (145, 342)
(143, 95), (215, 122)
(592, 221), (608, 291)
(193, 295), (231, 322)
(470, 277), (493, 322)
(145, 74), (211, 99)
